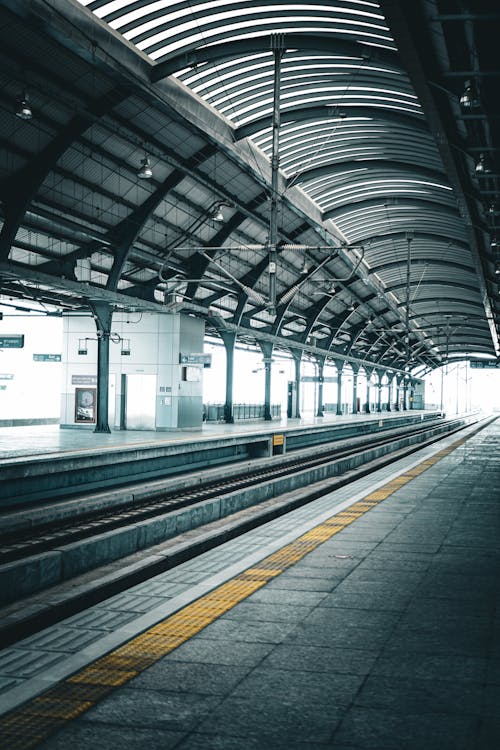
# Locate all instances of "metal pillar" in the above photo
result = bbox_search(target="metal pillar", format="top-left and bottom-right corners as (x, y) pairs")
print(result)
(268, 36), (285, 313)
(386, 378), (392, 412)
(293, 352), (302, 419)
(377, 382), (382, 413)
(316, 357), (325, 417)
(336, 366), (343, 416)
(90, 302), (112, 434)
(222, 332), (236, 423)
(365, 383), (371, 413)
(352, 371), (359, 414)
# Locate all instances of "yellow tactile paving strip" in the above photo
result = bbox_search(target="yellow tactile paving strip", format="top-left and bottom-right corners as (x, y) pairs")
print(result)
(0, 434), (468, 749)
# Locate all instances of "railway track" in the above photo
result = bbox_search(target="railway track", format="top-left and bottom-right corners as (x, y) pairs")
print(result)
(0, 414), (477, 566)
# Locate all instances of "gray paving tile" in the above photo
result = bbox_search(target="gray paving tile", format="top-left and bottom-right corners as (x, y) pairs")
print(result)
(15, 626), (102, 653)
(244, 588), (327, 607)
(37, 722), (186, 750)
(372, 651), (487, 683)
(65, 608), (138, 631)
(83, 688), (221, 732)
(261, 643), (378, 675)
(332, 706), (477, 749)
(166, 638), (274, 667)
(221, 601), (314, 624)
(354, 674), (484, 714)
(0, 649), (64, 677)
(195, 618), (296, 644)
(265, 576), (337, 592)
(175, 731), (327, 749)
(194, 693), (342, 744)
(232, 666), (363, 705)
(131, 662), (249, 695)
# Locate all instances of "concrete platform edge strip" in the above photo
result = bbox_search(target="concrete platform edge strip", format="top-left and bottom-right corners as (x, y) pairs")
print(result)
(0, 423), (476, 744)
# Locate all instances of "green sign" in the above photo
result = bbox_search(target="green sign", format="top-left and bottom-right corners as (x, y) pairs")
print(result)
(33, 354), (62, 362)
(0, 335), (24, 348)
(470, 360), (499, 369)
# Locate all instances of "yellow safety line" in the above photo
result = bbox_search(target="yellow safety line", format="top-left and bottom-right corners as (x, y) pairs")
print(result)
(0, 433), (470, 749)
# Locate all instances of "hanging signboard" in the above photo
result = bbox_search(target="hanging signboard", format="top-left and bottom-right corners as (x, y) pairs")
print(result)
(470, 360), (500, 369)
(33, 354), (62, 362)
(0, 335), (24, 348)
(179, 353), (212, 367)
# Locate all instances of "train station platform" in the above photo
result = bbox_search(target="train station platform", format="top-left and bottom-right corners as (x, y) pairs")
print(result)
(0, 409), (435, 461)
(0, 415), (498, 749)
(0, 410), (444, 508)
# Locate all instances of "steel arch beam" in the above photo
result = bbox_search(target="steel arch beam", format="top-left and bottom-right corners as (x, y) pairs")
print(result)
(151, 34), (400, 81)
(235, 106), (428, 141)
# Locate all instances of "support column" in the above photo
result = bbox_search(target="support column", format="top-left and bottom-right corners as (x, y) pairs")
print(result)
(221, 332), (236, 424)
(409, 380), (414, 410)
(316, 356), (325, 417)
(292, 351), (302, 419)
(365, 383), (371, 413)
(394, 377), (401, 410)
(90, 302), (112, 434)
(260, 341), (274, 421)
(335, 362), (343, 416)
(402, 378), (409, 410)
(376, 372), (382, 413)
(352, 369), (359, 414)
(386, 376), (392, 412)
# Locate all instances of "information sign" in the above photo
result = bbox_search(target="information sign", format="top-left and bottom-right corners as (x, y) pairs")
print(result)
(179, 353), (212, 366)
(470, 360), (500, 369)
(33, 354), (62, 362)
(0, 335), (24, 348)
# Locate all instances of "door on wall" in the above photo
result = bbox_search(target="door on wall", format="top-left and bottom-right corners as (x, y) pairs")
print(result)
(124, 374), (156, 430)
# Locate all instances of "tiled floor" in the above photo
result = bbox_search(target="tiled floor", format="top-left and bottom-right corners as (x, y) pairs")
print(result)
(0, 417), (498, 748)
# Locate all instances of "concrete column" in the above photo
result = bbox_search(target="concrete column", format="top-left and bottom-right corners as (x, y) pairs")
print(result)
(260, 342), (273, 421)
(90, 302), (112, 434)
(221, 332), (236, 423)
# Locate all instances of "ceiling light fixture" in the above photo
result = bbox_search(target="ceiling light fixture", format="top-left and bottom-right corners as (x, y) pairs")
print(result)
(209, 204), (225, 222)
(459, 80), (479, 109)
(16, 91), (32, 120)
(137, 156), (153, 179)
(475, 153), (492, 174)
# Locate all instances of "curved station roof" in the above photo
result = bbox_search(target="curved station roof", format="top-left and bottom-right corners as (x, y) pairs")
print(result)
(0, 0), (499, 376)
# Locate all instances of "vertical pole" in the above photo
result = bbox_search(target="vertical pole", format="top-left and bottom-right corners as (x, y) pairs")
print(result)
(405, 234), (412, 367)
(352, 371), (358, 414)
(90, 302), (112, 434)
(336, 366), (343, 415)
(260, 342), (273, 421)
(316, 358), (324, 417)
(293, 352), (302, 419)
(222, 332), (236, 424)
(268, 36), (284, 314)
